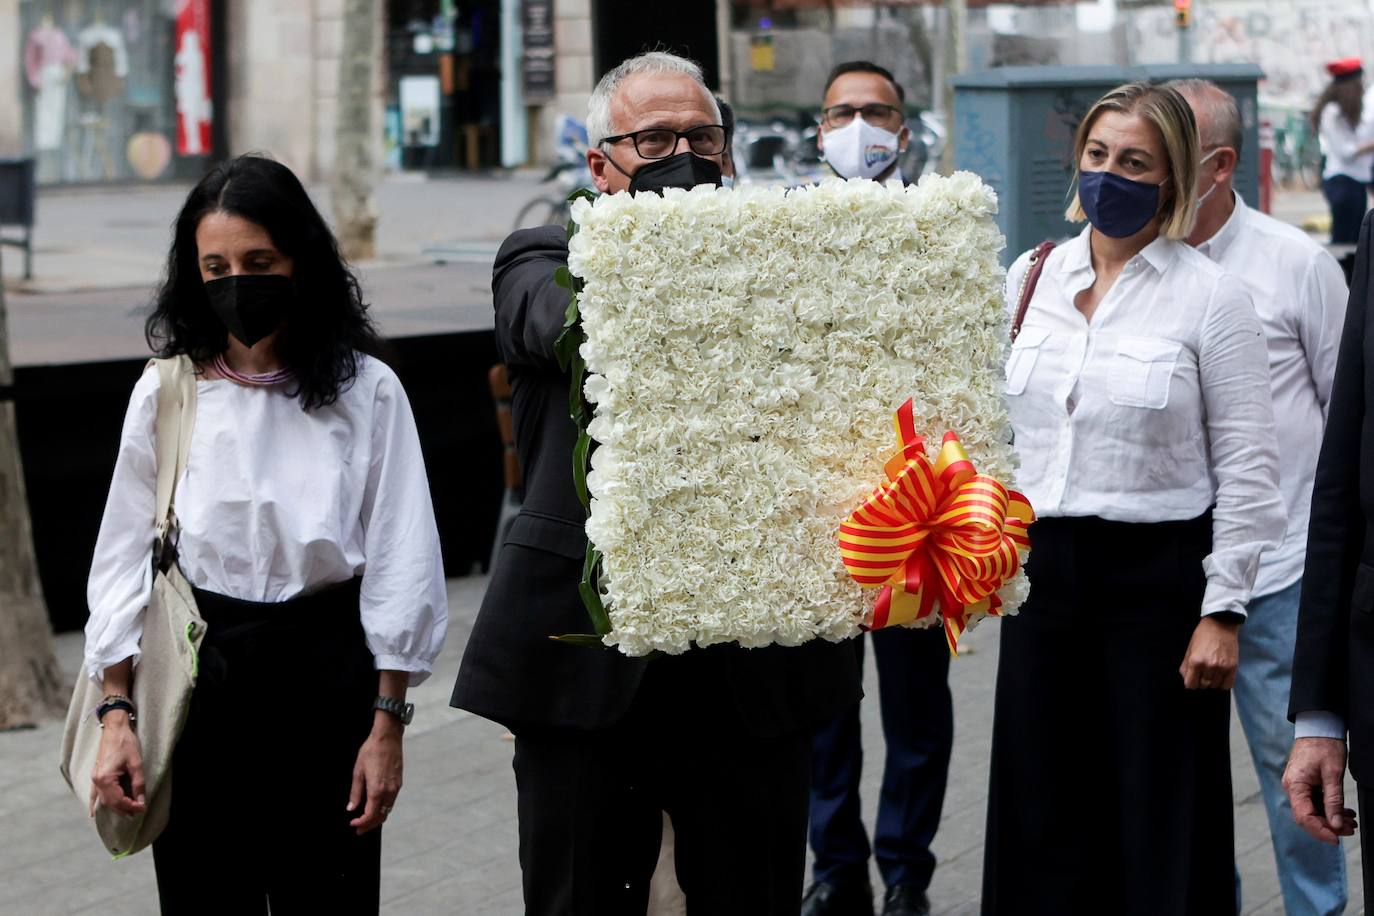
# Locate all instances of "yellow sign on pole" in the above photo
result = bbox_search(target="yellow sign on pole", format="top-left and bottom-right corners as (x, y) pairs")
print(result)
(750, 34), (775, 72)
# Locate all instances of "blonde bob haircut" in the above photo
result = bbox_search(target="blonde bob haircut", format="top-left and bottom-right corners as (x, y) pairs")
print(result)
(1065, 81), (1200, 241)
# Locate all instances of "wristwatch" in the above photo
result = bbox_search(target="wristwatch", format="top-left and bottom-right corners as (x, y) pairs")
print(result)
(373, 695), (414, 726)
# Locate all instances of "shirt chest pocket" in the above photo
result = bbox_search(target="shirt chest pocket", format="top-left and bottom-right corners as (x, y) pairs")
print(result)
(1004, 327), (1051, 397)
(1108, 336), (1183, 410)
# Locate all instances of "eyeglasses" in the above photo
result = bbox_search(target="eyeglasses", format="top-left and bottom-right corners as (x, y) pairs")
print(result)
(600, 125), (727, 159)
(822, 104), (903, 128)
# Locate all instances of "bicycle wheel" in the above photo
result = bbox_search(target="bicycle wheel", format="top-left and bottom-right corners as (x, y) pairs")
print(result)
(513, 197), (569, 231)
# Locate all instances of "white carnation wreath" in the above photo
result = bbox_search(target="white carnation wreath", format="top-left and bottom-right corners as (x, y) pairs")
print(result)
(563, 174), (1024, 656)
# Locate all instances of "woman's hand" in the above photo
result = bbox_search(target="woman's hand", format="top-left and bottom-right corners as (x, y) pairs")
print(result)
(1179, 615), (1240, 690)
(89, 711), (147, 818)
(347, 713), (404, 835)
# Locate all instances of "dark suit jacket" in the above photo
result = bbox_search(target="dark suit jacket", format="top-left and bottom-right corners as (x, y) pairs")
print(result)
(1291, 210), (1374, 782)
(451, 225), (862, 734)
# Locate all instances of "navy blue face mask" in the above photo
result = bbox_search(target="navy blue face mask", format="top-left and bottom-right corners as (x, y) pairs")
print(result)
(1077, 169), (1164, 239)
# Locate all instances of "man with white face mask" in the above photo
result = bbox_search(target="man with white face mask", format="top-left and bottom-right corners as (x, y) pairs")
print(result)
(818, 62), (911, 184)
(1169, 79), (1350, 916)
(803, 63), (945, 916)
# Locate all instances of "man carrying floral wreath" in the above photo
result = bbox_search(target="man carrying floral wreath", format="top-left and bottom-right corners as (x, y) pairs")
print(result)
(451, 50), (862, 916)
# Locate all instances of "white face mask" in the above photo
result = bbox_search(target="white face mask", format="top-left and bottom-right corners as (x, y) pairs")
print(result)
(822, 117), (901, 180)
(1195, 148), (1220, 208)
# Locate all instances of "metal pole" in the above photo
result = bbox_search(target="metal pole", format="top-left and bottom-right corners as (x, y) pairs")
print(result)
(716, 0), (734, 101)
(499, 0), (528, 167)
(939, 0), (967, 175)
(1177, 0), (1194, 65)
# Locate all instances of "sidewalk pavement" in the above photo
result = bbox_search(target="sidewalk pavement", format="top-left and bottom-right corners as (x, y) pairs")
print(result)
(1, 574), (1363, 915)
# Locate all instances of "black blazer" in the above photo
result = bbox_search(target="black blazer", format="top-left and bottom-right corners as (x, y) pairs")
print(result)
(451, 226), (862, 734)
(1291, 210), (1374, 781)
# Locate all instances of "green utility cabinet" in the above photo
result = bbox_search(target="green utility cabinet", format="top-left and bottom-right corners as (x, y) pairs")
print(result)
(951, 64), (1263, 265)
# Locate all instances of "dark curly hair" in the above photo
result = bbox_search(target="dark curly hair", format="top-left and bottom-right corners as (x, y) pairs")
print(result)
(145, 154), (383, 410)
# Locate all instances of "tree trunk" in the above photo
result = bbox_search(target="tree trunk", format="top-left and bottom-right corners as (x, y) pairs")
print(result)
(0, 248), (66, 730)
(332, 0), (379, 262)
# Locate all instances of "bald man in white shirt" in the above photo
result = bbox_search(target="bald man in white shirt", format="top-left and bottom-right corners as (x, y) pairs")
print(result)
(1171, 78), (1351, 916)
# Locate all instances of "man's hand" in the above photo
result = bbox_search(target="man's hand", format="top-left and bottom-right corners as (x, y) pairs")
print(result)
(1179, 615), (1240, 690)
(1283, 737), (1358, 844)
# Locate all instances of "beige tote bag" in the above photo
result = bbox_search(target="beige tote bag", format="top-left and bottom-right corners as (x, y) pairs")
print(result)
(59, 355), (206, 858)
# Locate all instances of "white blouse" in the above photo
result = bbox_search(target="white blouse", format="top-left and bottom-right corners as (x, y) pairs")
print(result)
(84, 354), (448, 686)
(1005, 228), (1285, 618)
(1319, 101), (1374, 182)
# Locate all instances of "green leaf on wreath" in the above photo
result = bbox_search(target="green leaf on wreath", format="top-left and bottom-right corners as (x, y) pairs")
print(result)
(554, 316), (580, 373)
(580, 545), (612, 635)
(553, 266), (573, 290)
(568, 352), (589, 426)
(572, 427), (592, 510)
(549, 633), (606, 647)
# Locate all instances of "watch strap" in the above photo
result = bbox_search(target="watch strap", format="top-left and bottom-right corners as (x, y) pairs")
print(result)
(373, 695), (414, 725)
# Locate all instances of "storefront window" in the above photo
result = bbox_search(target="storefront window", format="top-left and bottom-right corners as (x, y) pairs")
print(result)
(19, 0), (215, 185)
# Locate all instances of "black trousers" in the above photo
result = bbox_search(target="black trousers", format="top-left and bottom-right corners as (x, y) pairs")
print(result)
(511, 647), (812, 916)
(808, 626), (953, 891)
(152, 579), (380, 915)
(982, 514), (1234, 916)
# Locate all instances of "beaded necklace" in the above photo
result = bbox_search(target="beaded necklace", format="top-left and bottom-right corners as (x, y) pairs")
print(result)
(211, 353), (294, 386)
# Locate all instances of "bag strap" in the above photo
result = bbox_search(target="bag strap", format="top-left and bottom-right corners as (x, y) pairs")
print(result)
(1011, 241), (1056, 341)
(151, 355), (198, 544)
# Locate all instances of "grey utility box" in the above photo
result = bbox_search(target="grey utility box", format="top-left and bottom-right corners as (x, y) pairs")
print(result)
(951, 64), (1263, 266)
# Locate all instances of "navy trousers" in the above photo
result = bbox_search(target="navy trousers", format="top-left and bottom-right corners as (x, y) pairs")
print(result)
(1324, 174), (1370, 246)
(808, 626), (953, 891)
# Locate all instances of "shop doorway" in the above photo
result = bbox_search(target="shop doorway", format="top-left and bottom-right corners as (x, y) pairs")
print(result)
(386, 0), (503, 172)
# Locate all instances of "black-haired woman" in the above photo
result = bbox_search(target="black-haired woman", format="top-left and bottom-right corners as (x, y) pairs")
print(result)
(83, 154), (448, 912)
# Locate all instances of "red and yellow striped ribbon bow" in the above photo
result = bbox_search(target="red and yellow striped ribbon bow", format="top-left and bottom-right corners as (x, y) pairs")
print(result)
(839, 399), (1035, 654)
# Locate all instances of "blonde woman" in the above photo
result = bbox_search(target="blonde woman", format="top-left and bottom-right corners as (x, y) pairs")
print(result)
(981, 82), (1284, 914)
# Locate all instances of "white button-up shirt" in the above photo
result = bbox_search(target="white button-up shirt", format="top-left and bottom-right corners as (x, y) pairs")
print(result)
(1195, 193), (1349, 598)
(1005, 227), (1284, 618)
(84, 355), (449, 687)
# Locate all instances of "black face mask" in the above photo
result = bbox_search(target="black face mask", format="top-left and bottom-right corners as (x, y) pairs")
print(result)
(628, 152), (723, 195)
(205, 274), (294, 348)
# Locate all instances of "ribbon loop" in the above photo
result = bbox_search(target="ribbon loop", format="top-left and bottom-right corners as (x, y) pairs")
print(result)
(839, 399), (1035, 653)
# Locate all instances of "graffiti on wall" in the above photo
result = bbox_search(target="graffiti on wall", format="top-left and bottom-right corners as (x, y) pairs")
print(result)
(1131, 1), (1374, 108)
